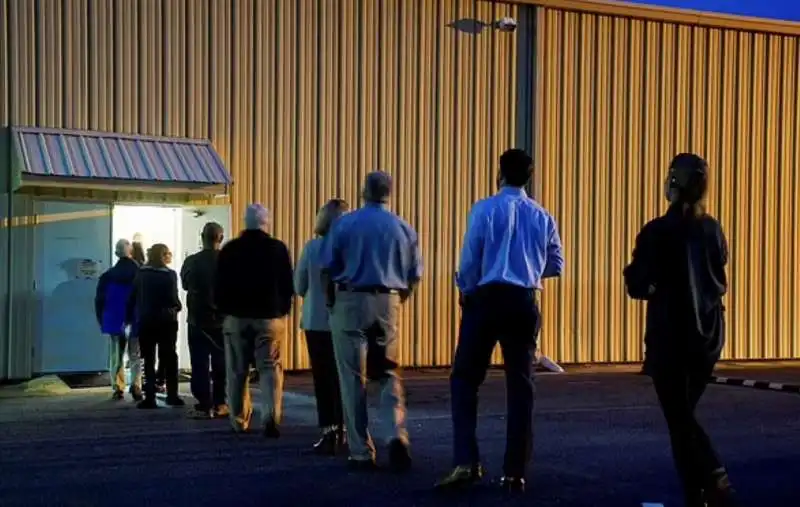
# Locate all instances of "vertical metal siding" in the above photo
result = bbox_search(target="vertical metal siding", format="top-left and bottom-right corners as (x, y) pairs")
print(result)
(535, 7), (800, 362)
(1, 0), (521, 372)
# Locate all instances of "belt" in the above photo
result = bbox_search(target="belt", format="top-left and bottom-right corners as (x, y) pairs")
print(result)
(336, 283), (400, 295)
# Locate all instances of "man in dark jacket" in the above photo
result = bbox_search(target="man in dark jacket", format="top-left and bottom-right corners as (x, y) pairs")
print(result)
(181, 222), (228, 419)
(624, 153), (738, 507)
(95, 239), (143, 401)
(214, 204), (294, 436)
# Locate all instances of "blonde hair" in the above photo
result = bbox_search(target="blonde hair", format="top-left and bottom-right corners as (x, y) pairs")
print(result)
(146, 243), (171, 268)
(314, 199), (349, 236)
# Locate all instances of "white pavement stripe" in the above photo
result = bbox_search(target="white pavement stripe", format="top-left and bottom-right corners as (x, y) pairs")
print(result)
(768, 382), (784, 390)
(642, 503), (664, 507)
(743, 380), (756, 387)
(715, 377), (728, 383)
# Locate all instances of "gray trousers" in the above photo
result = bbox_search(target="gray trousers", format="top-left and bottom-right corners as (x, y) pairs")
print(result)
(108, 334), (142, 393)
(223, 316), (287, 432)
(330, 290), (408, 461)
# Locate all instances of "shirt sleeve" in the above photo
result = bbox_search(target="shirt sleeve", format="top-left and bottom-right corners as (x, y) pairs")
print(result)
(456, 204), (486, 294)
(294, 242), (310, 297)
(170, 270), (182, 313)
(319, 221), (344, 278)
(213, 246), (230, 314)
(623, 223), (656, 300)
(543, 214), (565, 279)
(179, 255), (191, 291)
(94, 271), (109, 326)
(278, 241), (295, 316)
(407, 228), (424, 284)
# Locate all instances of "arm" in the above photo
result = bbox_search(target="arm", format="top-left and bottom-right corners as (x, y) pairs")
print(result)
(319, 224), (344, 308)
(179, 255), (191, 291)
(542, 215), (564, 279)
(455, 205), (485, 296)
(213, 247), (229, 315)
(623, 224), (656, 300)
(94, 272), (109, 326)
(170, 270), (182, 313)
(278, 242), (295, 316)
(125, 273), (140, 324)
(294, 242), (310, 297)
(401, 229), (424, 302)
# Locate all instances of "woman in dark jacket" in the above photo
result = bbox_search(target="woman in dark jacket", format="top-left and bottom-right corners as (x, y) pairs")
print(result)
(127, 243), (184, 409)
(624, 153), (738, 507)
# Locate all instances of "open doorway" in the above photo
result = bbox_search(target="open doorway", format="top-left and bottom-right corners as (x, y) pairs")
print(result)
(111, 204), (232, 376)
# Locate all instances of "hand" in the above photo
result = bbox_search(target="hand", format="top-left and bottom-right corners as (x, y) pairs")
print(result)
(647, 284), (656, 295)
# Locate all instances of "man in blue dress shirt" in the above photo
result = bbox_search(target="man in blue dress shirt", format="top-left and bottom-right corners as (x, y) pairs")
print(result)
(320, 171), (424, 473)
(436, 149), (564, 492)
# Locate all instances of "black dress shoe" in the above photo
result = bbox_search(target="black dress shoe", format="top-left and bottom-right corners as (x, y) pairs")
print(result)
(347, 457), (378, 471)
(499, 476), (525, 493)
(165, 396), (185, 407)
(388, 439), (412, 472)
(263, 419), (280, 439)
(137, 398), (159, 409)
(313, 429), (340, 455)
(435, 464), (486, 490)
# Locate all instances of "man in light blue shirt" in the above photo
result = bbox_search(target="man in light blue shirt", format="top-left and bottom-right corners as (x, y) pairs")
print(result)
(437, 149), (564, 493)
(320, 171), (423, 473)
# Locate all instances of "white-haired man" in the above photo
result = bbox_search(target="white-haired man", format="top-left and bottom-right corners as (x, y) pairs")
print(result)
(95, 238), (143, 401)
(214, 204), (294, 436)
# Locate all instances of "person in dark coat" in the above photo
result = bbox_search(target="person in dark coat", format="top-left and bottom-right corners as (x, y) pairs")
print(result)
(624, 153), (739, 507)
(181, 222), (228, 419)
(133, 234), (166, 393)
(95, 238), (143, 401)
(126, 243), (184, 409)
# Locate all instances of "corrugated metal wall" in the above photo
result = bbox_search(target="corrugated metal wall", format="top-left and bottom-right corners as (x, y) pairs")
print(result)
(0, 0), (525, 375)
(535, 7), (800, 362)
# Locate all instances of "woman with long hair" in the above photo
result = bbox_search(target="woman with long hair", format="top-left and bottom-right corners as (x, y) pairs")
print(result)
(294, 199), (349, 454)
(624, 153), (738, 507)
(126, 243), (183, 409)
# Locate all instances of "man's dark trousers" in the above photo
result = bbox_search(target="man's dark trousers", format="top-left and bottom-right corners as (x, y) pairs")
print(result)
(450, 283), (541, 478)
(188, 324), (226, 411)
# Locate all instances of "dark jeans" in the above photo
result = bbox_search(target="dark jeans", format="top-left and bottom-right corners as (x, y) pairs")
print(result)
(188, 324), (226, 411)
(450, 283), (541, 478)
(304, 330), (343, 429)
(652, 365), (723, 502)
(140, 321), (179, 399)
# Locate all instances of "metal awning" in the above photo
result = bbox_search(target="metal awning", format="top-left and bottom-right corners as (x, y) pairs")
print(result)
(8, 127), (233, 194)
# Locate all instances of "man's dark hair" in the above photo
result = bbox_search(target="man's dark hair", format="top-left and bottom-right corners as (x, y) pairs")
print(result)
(499, 149), (533, 187)
(201, 222), (224, 247)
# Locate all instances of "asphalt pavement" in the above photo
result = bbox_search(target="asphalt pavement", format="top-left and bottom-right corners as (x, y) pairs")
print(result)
(0, 367), (798, 507)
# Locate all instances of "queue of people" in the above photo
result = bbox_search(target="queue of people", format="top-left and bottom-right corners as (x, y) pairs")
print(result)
(93, 148), (737, 506)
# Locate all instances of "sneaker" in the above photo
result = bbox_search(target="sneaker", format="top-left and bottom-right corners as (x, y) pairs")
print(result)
(111, 391), (124, 401)
(129, 389), (144, 402)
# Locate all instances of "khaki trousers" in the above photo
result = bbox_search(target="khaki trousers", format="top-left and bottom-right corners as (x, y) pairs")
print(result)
(330, 290), (408, 461)
(109, 334), (142, 393)
(223, 316), (287, 432)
